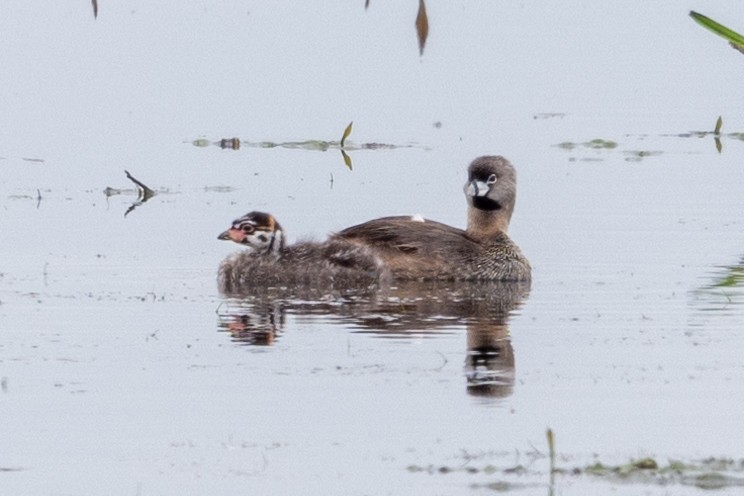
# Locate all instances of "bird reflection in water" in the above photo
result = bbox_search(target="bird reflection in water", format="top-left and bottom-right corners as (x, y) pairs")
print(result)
(465, 320), (514, 398)
(217, 299), (285, 346)
(216, 281), (529, 398)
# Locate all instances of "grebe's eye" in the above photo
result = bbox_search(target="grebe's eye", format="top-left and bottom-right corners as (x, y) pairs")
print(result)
(240, 224), (255, 234)
(486, 174), (497, 185)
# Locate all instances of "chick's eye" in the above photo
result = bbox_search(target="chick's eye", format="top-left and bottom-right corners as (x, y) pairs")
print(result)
(486, 174), (497, 185)
(240, 224), (255, 234)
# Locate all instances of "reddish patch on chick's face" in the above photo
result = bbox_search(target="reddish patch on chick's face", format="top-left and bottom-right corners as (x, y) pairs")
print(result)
(218, 227), (248, 244)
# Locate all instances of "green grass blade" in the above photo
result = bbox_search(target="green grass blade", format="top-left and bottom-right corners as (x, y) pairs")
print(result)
(690, 11), (744, 47)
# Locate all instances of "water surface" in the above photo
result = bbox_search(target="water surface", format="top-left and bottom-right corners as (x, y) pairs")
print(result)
(2, 1), (744, 494)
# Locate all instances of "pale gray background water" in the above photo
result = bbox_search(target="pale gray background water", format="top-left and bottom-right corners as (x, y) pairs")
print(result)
(2, 1), (744, 494)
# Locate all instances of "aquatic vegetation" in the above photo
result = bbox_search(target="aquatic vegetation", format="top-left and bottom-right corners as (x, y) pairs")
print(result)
(555, 138), (618, 150)
(409, 449), (744, 491)
(581, 457), (744, 489)
(554, 138), (630, 161)
(221, 138), (241, 150)
(533, 112), (567, 120)
(340, 121), (353, 148)
(623, 150), (663, 162)
(715, 115), (723, 135)
(123, 170), (155, 201)
(715, 115), (723, 152)
(123, 171), (155, 217)
(340, 121), (353, 168)
(671, 116), (744, 153)
(690, 11), (744, 54)
(191, 122), (418, 169)
(103, 171), (158, 217)
(415, 0), (429, 56)
(405, 428), (744, 491)
(704, 262), (744, 290)
(558, 116), (743, 159)
(364, 0), (429, 55)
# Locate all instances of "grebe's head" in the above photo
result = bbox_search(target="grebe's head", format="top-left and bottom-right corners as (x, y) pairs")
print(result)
(218, 211), (285, 255)
(464, 156), (517, 236)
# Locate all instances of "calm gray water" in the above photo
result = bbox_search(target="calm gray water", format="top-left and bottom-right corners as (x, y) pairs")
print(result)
(2, 1), (744, 494)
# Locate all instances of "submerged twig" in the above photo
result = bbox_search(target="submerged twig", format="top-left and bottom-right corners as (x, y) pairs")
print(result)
(125, 170), (155, 198)
(123, 170), (156, 217)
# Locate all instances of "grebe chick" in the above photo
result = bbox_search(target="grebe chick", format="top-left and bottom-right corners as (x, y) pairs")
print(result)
(334, 156), (531, 282)
(217, 211), (384, 294)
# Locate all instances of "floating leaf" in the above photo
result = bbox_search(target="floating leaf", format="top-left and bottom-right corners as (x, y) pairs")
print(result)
(415, 0), (429, 56)
(340, 121), (353, 148)
(587, 138), (617, 149)
(714, 115), (723, 135)
(92, 0), (98, 19)
(690, 11), (744, 51)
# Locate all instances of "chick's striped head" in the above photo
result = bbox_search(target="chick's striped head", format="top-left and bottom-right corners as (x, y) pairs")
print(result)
(218, 211), (285, 255)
